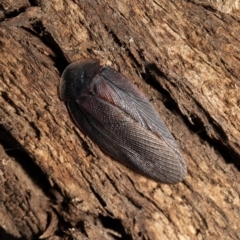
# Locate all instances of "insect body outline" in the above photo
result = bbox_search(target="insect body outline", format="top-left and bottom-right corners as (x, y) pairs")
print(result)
(60, 58), (187, 184)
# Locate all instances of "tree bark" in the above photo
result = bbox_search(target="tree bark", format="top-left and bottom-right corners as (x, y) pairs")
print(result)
(0, 0), (240, 239)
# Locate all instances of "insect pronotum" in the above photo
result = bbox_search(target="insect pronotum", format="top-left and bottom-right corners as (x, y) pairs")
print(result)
(60, 59), (187, 184)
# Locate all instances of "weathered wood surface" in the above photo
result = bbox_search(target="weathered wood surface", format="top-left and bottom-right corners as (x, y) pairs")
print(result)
(0, 0), (240, 239)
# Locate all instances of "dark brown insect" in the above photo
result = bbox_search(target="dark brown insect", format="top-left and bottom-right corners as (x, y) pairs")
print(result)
(60, 59), (187, 183)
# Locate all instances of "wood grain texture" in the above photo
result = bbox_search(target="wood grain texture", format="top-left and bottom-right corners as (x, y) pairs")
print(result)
(0, 0), (240, 239)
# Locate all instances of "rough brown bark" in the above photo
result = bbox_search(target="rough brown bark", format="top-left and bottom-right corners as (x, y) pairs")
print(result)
(0, 0), (240, 239)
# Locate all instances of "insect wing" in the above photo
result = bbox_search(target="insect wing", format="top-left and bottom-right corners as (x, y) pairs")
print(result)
(60, 60), (187, 183)
(66, 67), (186, 183)
(100, 67), (178, 139)
(99, 67), (186, 175)
(67, 92), (185, 183)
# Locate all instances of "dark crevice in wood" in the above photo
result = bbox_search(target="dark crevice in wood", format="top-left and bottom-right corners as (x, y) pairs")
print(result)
(0, 226), (23, 240)
(142, 63), (181, 111)
(220, 58), (238, 79)
(29, 121), (41, 140)
(99, 214), (133, 240)
(22, 21), (69, 72)
(190, 99), (240, 169)
(103, 24), (142, 68)
(75, 221), (88, 237)
(105, 173), (122, 194)
(0, 6), (28, 20)
(202, 5), (217, 13)
(28, 0), (40, 7)
(89, 185), (107, 208)
(47, 207), (72, 238)
(185, 105), (240, 169)
(2, 92), (24, 115)
(186, 0), (217, 13)
(0, 125), (59, 198)
(185, 109), (240, 169)
(72, 127), (95, 158)
(125, 196), (143, 211)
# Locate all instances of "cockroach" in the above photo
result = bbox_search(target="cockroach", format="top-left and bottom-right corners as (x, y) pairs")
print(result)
(59, 59), (187, 183)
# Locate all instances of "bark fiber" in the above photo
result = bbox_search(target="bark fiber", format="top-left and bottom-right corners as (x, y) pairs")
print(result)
(0, 0), (240, 239)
